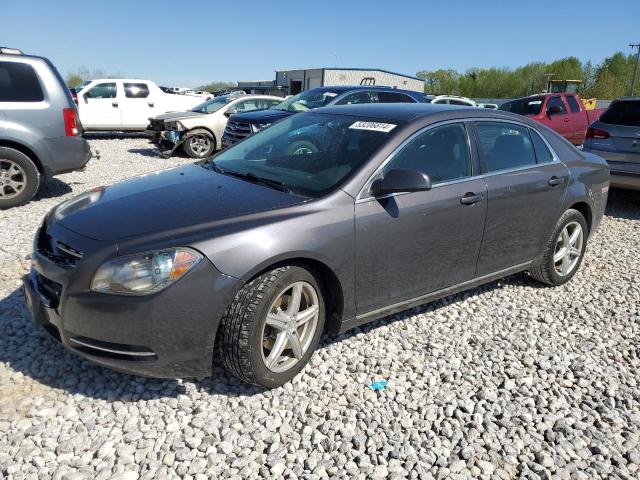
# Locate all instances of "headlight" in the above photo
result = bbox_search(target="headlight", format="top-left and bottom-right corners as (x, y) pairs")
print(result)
(91, 248), (203, 295)
(251, 123), (272, 133)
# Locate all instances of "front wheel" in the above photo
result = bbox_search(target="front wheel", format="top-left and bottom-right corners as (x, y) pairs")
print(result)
(183, 130), (215, 158)
(218, 265), (325, 388)
(529, 208), (588, 286)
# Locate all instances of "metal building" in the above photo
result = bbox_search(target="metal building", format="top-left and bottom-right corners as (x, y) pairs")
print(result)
(238, 68), (425, 96)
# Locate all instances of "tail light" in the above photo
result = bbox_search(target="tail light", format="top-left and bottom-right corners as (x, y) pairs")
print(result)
(585, 127), (610, 140)
(63, 108), (79, 136)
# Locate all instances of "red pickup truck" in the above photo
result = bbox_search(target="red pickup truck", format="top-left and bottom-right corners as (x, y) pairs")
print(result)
(499, 93), (605, 145)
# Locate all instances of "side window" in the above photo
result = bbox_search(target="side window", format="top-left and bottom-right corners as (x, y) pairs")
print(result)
(565, 95), (581, 113)
(449, 99), (472, 106)
(475, 122), (537, 173)
(529, 129), (554, 164)
(0, 62), (44, 102)
(235, 99), (259, 112)
(335, 91), (372, 105)
(377, 91), (410, 103)
(383, 123), (472, 184)
(547, 96), (567, 115)
(85, 83), (117, 99)
(262, 99), (282, 109)
(124, 83), (149, 98)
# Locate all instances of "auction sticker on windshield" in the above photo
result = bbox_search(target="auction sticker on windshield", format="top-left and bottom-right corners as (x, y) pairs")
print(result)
(349, 121), (397, 133)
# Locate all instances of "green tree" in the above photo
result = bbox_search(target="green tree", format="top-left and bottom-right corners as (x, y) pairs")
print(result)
(66, 73), (83, 88)
(196, 81), (237, 93)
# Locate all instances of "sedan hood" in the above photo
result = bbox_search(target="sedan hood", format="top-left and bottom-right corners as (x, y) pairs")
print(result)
(152, 111), (206, 121)
(53, 164), (307, 242)
(231, 109), (294, 124)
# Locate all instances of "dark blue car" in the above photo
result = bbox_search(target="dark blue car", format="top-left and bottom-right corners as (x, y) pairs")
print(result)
(221, 85), (428, 147)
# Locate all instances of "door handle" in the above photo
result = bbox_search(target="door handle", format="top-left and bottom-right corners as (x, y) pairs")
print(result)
(548, 176), (565, 186)
(563, 118), (570, 123)
(460, 192), (483, 205)
(112, 102), (119, 107)
(148, 102), (154, 107)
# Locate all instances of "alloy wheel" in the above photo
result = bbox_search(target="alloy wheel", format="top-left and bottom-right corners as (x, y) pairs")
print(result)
(189, 135), (211, 156)
(261, 281), (320, 373)
(0, 159), (27, 200)
(553, 221), (584, 276)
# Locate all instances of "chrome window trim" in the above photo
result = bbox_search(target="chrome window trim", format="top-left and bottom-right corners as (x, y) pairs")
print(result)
(355, 117), (563, 204)
(356, 119), (474, 202)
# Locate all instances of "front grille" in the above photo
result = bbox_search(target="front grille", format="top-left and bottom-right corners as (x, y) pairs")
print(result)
(223, 120), (252, 144)
(37, 227), (83, 268)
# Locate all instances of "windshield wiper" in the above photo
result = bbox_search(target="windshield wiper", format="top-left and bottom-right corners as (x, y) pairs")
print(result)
(224, 170), (290, 193)
(204, 159), (225, 173)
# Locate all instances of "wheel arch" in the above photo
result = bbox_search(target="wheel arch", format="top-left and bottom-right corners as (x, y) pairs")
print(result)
(0, 140), (44, 175)
(221, 255), (346, 337)
(567, 201), (593, 234)
(184, 127), (217, 149)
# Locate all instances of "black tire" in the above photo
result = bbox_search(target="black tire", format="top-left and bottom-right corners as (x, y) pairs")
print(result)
(285, 140), (318, 156)
(529, 208), (588, 286)
(183, 130), (215, 159)
(218, 265), (325, 388)
(0, 147), (40, 209)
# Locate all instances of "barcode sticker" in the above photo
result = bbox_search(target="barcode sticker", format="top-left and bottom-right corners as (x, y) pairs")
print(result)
(349, 121), (397, 133)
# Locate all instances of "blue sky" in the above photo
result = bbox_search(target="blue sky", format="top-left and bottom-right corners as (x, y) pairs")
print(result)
(2, 0), (638, 87)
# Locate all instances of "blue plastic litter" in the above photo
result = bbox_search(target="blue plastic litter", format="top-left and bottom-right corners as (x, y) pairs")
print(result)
(369, 380), (388, 391)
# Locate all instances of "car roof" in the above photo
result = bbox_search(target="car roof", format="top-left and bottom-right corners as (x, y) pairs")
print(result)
(312, 103), (554, 127)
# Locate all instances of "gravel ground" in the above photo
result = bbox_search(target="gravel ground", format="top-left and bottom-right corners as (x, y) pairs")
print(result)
(1, 136), (639, 480)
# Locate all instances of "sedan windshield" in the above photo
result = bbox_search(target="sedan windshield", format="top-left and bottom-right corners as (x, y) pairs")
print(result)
(272, 89), (342, 113)
(206, 113), (402, 197)
(499, 96), (544, 115)
(192, 96), (233, 114)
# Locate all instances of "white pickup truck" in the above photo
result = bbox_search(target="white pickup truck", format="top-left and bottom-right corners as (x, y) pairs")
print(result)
(76, 79), (204, 131)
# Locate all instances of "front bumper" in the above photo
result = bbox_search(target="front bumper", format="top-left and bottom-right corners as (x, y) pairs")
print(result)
(23, 224), (240, 379)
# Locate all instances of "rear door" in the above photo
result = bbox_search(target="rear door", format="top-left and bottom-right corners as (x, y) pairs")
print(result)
(78, 82), (121, 129)
(565, 94), (587, 143)
(120, 82), (153, 129)
(355, 121), (487, 314)
(472, 120), (569, 276)
(545, 96), (573, 142)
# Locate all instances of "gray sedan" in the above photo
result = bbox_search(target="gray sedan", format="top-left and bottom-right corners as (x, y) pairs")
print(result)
(583, 97), (640, 190)
(24, 104), (610, 388)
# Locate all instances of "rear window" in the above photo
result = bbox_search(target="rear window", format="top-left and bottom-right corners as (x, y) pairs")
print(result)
(600, 101), (640, 127)
(0, 61), (44, 102)
(565, 95), (581, 113)
(124, 83), (149, 98)
(499, 97), (544, 115)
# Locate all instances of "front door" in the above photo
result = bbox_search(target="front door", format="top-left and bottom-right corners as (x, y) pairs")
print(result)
(355, 122), (488, 314)
(545, 96), (573, 141)
(78, 82), (121, 129)
(472, 121), (570, 276)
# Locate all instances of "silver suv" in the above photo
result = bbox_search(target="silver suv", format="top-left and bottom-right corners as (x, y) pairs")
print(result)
(0, 48), (91, 208)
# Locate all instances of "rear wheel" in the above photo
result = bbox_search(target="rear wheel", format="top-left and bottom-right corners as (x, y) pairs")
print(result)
(218, 265), (325, 388)
(529, 209), (587, 286)
(0, 147), (40, 209)
(183, 130), (215, 158)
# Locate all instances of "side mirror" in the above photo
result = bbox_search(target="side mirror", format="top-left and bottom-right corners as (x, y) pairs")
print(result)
(224, 107), (237, 117)
(83, 92), (89, 103)
(370, 169), (432, 196)
(546, 105), (563, 116)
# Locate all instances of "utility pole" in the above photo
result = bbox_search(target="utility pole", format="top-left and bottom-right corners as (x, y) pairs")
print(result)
(631, 42), (640, 96)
